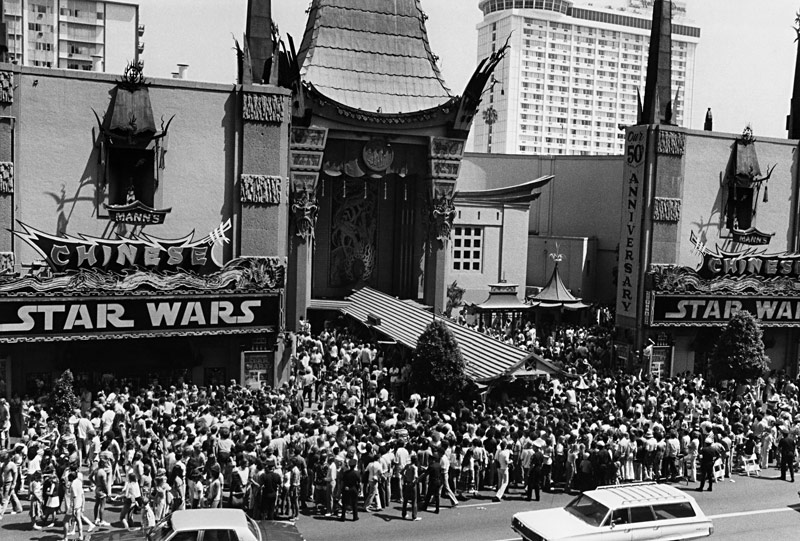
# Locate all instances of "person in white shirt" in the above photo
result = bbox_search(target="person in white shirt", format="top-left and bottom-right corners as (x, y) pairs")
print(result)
(493, 441), (512, 501)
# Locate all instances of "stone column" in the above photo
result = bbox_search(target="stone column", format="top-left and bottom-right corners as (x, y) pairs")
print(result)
(239, 88), (290, 258)
(286, 126), (328, 331)
(424, 137), (465, 313)
(0, 71), (15, 276)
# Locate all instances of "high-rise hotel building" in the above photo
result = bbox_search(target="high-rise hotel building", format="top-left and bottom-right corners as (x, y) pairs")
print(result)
(1, 0), (142, 73)
(473, 0), (700, 155)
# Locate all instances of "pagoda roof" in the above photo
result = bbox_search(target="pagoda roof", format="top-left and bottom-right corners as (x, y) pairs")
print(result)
(531, 264), (581, 304)
(457, 175), (555, 205)
(474, 282), (531, 312)
(297, 0), (453, 114)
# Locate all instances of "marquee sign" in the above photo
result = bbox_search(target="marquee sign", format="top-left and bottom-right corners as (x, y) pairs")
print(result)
(13, 220), (231, 274)
(650, 294), (800, 327)
(0, 293), (279, 342)
(690, 231), (800, 280)
(616, 126), (648, 321)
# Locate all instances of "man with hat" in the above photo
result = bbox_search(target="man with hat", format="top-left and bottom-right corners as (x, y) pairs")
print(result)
(340, 458), (361, 522)
(697, 436), (720, 492)
(778, 425), (796, 482)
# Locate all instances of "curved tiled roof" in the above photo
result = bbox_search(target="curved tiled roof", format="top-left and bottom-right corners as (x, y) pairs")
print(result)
(297, 0), (453, 114)
(341, 287), (529, 382)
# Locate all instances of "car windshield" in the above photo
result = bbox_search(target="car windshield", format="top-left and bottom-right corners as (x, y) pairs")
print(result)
(147, 516), (174, 541)
(247, 515), (262, 541)
(565, 494), (610, 527)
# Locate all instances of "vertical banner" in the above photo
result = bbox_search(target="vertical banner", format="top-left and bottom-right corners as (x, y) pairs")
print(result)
(616, 126), (648, 323)
(241, 350), (274, 391)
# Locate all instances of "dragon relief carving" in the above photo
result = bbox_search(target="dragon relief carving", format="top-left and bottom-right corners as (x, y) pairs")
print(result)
(290, 190), (318, 242)
(430, 186), (457, 242)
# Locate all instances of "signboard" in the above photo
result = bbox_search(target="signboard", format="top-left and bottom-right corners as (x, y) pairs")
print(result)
(241, 350), (274, 391)
(0, 293), (279, 342)
(105, 201), (172, 225)
(614, 342), (631, 370)
(616, 126), (648, 322)
(691, 232), (800, 280)
(649, 345), (672, 379)
(14, 220), (231, 274)
(651, 294), (800, 327)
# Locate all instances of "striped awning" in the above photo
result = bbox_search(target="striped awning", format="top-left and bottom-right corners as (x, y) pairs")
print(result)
(341, 287), (531, 382)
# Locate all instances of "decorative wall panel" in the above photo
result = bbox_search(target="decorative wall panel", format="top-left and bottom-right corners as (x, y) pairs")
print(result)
(653, 197), (681, 222)
(0, 72), (13, 104)
(0, 162), (12, 194)
(657, 131), (686, 156)
(240, 174), (282, 204)
(242, 93), (284, 123)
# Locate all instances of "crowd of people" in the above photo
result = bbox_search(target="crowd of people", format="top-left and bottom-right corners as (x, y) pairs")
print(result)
(0, 319), (798, 538)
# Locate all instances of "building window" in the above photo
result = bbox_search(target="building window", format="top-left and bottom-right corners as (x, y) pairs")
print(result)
(452, 227), (484, 272)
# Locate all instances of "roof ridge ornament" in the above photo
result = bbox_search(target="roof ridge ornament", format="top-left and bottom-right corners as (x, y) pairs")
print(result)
(118, 60), (148, 91)
(549, 243), (564, 264)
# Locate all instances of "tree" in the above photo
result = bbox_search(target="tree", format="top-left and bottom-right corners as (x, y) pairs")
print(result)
(445, 280), (466, 319)
(410, 319), (469, 405)
(711, 310), (770, 383)
(50, 369), (80, 428)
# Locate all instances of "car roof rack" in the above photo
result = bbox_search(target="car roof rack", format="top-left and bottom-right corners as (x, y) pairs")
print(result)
(596, 482), (657, 490)
(594, 482), (688, 506)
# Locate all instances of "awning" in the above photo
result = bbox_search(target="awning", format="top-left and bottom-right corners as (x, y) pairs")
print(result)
(341, 287), (530, 382)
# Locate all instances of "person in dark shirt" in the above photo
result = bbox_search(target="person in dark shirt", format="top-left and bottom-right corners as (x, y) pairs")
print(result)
(778, 427), (796, 482)
(401, 454), (420, 521)
(340, 458), (361, 522)
(259, 461), (282, 520)
(422, 451), (442, 513)
(525, 447), (544, 502)
(697, 437), (720, 492)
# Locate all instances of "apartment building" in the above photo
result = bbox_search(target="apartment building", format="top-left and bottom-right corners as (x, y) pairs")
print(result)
(1, 0), (142, 72)
(473, 0), (700, 155)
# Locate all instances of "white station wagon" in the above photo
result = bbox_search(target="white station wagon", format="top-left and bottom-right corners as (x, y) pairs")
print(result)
(511, 482), (713, 541)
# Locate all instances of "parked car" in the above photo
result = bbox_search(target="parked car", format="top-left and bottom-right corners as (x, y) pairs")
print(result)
(88, 509), (304, 541)
(511, 482), (713, 541)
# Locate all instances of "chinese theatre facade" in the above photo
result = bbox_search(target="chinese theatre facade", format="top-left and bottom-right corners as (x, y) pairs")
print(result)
(0, 62), (292, 396)
(616, 125), (800, 378)
(0, 0), (501, 397)
(287, 0), (504, 321)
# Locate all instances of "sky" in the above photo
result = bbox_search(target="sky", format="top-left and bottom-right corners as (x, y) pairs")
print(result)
(139, 0), (800, 139)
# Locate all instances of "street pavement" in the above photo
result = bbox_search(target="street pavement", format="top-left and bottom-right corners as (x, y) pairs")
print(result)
(0, 468), (798, 541)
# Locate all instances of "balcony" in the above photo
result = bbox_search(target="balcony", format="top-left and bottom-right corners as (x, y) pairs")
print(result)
(60, 50), (92, 61)
(61, 14), (103, 27)
(138, 24), (145, 36)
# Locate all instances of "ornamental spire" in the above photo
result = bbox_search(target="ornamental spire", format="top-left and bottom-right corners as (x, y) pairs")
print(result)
(640, 0), (674, 125)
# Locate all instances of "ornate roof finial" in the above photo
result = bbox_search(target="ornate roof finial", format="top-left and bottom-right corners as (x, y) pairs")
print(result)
(740, 124), (756, 145)
(119, 60), (147, 90)
(549, 243), (564, 264)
